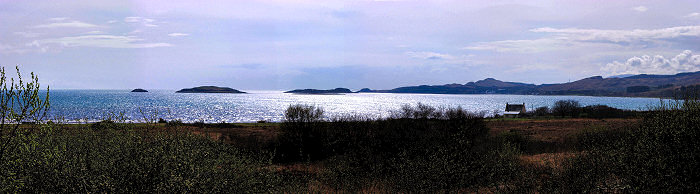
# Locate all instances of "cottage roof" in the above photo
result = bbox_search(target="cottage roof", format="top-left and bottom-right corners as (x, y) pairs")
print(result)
(505, 103), (525, 112)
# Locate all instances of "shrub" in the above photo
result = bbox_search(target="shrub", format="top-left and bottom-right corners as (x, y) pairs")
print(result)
(533, 106), (550, 116)
(580, 104), (635, 119)
(552, 100), (581, 117)
(166, 119), (183, 127)
(275, 104), (325, 162)
(1, 125), (282, 192)
(283, 104), (324, 123)
(553, 98), (700, 192)
(276, 104), (521, 192)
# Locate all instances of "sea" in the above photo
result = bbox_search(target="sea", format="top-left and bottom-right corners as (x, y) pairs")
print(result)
(44, 90), (670, 123)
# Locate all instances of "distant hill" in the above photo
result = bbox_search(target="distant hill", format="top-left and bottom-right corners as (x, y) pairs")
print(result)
(285, 88), (353, 94)
(176, 86), (246, 93)
(359, 71), (700, 97)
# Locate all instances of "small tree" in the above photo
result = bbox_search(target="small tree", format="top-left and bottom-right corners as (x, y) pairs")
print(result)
(534, 106), (550, 116)
(283, 104), (324, 123)
(553, 100), (581, 118)
(0, 66), (50, 160)
(277, 104), (324, 162)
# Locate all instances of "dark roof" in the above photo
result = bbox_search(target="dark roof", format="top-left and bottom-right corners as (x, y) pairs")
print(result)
(505, 103), (525, 112)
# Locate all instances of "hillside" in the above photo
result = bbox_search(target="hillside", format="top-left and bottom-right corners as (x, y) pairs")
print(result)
(359, 71), (700, 97)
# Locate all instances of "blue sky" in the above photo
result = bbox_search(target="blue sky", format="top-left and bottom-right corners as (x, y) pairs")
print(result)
(1, 0), (700, 90)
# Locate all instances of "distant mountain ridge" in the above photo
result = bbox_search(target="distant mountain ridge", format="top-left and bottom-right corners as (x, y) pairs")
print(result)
(285, 88), (353, 94)
(359, 71), (700, 97)
(176, 86), (246, 93)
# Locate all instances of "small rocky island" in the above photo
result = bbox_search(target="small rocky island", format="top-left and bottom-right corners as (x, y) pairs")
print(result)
(284, 88), (354, 94)
(131, 88), (148, 92)
(176, 86), (246, 93)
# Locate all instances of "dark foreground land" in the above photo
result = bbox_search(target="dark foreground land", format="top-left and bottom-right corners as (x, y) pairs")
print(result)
(3, 100), (700, 193)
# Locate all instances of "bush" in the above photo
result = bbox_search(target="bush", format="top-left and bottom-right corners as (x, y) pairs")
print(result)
(283, 104), (324, 123)
(552, 100), (581, 117)
(275, 104), (325, 162)
(579, 104), (636, 119)
(552, 98), (700, 192)
(275, 103), (520, 192)
(166, 119), (183, 127)
(1, 125), (282, 192)
(533, 106), (550, 116)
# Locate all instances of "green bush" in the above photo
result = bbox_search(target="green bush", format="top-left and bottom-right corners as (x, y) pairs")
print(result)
(552, 98), (700, 193)
(0, 125), (282, 193)
(276, 104), (521, 192)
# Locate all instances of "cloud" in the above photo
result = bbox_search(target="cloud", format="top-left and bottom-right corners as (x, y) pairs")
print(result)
(33, 21), (98, 28)
(48, 17), (68, 21)
(33, 35), (172, 49)
(466, 26), (700, 53)
(602, 50), (700, 75)
(685, 12), (700, 19)
(632, 6), (648, 12)
(464, 38), (577, 53)
(13, 31), (42, 38)
(124, 16), (158, 27)
(405, 51), (452, 60)
(167, 33), (189, 37)
(84, 31), (104, 34)
(0, 43), (13, 53)
(220, 63), (264, 69)
(530, 26), (700, 43)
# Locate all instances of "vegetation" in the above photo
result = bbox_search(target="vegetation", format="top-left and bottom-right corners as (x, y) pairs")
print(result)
(546, 97), (700, 193)
(272, 103), (520, 192)
(3, 67), (700, 192)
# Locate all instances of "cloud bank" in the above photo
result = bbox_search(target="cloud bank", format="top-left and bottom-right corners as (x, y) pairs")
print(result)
(34, 35), (172, 49)
(602, 50), (700, 75)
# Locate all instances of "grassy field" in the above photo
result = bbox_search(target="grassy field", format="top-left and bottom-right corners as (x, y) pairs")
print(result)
(2, 103), (698, 192)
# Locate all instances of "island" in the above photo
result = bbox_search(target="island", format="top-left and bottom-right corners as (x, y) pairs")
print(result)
(284, 88), (353, 94)
(131, 88), (148, 92)
(176, 86), (246, 93)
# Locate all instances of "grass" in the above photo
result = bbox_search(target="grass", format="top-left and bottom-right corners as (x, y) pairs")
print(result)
(1, 100), (698, 192)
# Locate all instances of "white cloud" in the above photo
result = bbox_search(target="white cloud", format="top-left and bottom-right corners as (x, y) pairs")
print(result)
(531, 26), (700, 43)
(124, 17), (141, 23)
(48, 17), (68, 21)
(168, 33), (189, 37)
(602, 50), (700, 75)
(464, 38), (575, 53)
(84, 31), (104, 34)
(124, 16), (158, 27)
(0, 43), (13, 52)
(13, 31), (42, 38)
(466, 26), (700, 53)
(405, 51), (452, 60)
(33, 21), (98, 28)
(632, 6), (648, 12)
(33, 35), (172, 49)
(685, 12), (700, 19)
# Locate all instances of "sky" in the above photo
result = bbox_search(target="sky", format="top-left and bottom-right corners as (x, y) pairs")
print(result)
(1, 0), (700, 90)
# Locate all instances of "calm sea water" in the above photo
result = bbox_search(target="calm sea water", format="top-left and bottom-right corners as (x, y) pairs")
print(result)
(45, 90), (668, 123)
